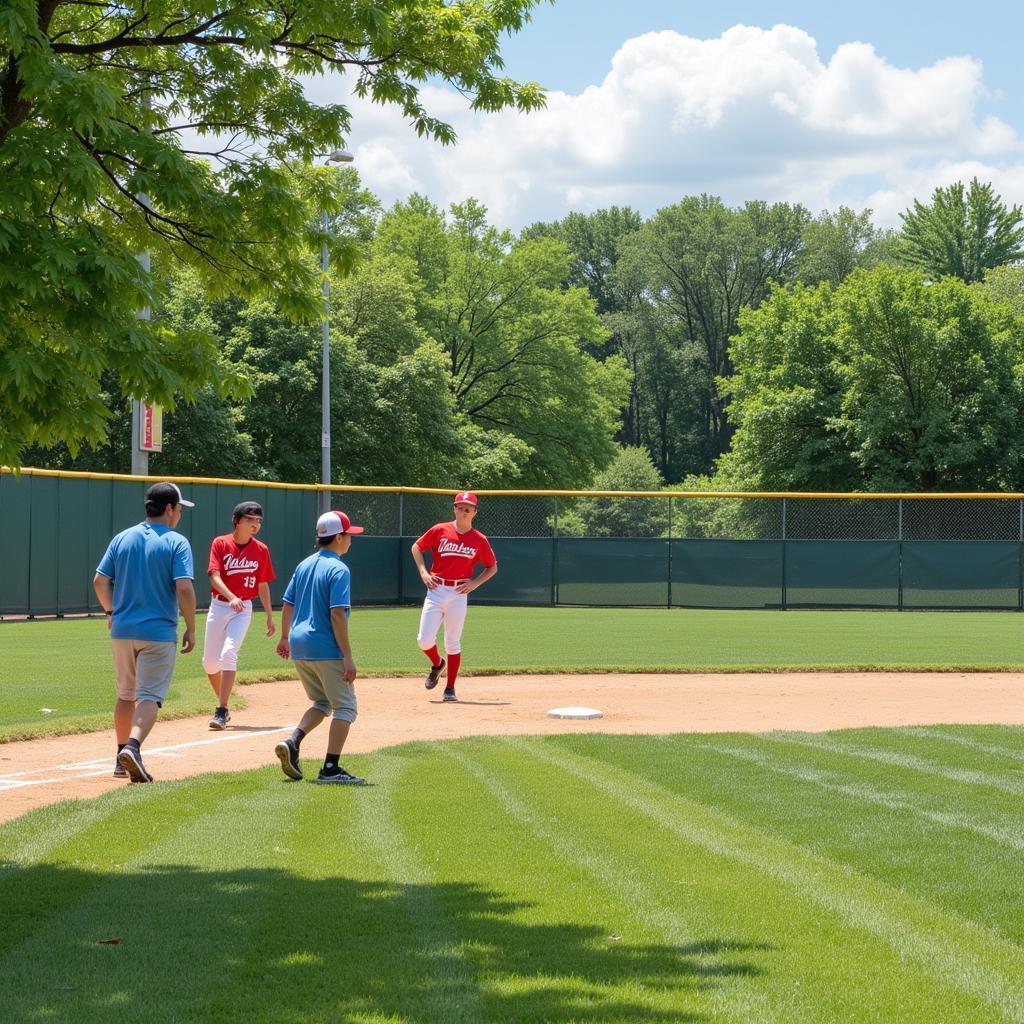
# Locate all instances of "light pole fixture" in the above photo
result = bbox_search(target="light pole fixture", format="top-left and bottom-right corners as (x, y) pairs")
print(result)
(320, 149), (354, 513)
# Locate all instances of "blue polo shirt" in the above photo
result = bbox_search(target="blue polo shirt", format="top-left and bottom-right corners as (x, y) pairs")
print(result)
(282, 549), (351, 661)
(96, 522), (194, 643)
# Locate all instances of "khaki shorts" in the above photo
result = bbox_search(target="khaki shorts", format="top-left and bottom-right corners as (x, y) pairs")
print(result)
(112, 639), (177, 706)
(294, 660), (358, 722)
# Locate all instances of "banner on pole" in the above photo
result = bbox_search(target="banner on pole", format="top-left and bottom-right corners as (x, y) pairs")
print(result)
(139, 403), (163, 452)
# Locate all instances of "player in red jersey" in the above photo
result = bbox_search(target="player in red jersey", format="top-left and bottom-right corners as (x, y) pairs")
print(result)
(411, 491), (498, 702)
(202, 501), (276, 729)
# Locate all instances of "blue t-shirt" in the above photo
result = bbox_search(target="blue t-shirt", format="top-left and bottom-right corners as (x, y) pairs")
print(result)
(282, 550), (351, 661)
(96, 522), (194, 643)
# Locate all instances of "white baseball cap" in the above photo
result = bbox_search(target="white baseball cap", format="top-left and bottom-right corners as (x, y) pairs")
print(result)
(145, 481), (195, 508)
(316, 510), (364, 536)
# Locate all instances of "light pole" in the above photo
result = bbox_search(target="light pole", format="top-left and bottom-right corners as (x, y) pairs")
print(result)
(319, 148), (354, 513)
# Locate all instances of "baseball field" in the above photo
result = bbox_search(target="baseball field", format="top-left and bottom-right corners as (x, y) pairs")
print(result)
(2, 607), (1024, 1022)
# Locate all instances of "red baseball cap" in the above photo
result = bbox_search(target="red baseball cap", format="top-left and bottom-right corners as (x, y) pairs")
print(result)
(453, 491), (478, 507)
(316, 510), (364, 536)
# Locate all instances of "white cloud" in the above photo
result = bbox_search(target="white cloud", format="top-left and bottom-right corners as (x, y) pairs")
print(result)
(309, 23), (1024, 229)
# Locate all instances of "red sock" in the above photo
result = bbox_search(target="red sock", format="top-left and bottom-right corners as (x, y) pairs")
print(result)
(423, 645), (442, 668)
(446, 653), (461, 688)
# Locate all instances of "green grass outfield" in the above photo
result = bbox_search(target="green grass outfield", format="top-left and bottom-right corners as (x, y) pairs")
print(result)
(3, 727), (1024, 1023)
(4, 606), (1024, 741)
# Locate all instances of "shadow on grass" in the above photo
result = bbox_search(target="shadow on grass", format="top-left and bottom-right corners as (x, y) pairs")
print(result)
(0, 862), (767, 1023)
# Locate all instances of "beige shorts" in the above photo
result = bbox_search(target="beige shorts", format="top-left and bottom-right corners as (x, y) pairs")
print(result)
(112, 639), (177, 706)
(294, 660), (358, 722)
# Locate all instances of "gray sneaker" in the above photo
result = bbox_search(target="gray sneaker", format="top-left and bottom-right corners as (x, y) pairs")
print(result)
(442, 689), (458, 703)
(316, 767), (365, 785)
(117, 747), (153, 783)
(113, 759), (128, 779)
(209, 708), (230, 730)
(425, 658), (446, 690)
(275, 739), (303, 780)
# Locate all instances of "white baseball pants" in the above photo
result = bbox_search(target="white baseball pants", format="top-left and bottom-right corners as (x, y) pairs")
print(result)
(417, 585), (468, 655)
(202, 598), (253, 673)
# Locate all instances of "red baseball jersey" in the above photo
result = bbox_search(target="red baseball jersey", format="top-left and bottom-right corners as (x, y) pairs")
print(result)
(415, 522), (496, 579)
(208, 535), (276, 600)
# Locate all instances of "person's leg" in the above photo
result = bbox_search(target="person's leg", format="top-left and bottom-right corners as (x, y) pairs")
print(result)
(275, 661), (329, 780)
(318, 671), (362, 783)
(417, 592), (447, 688)
(203, 599), (229, 699)
(217, 604), (253, 707)
(118, 641), (177, 783)
(111, 640), (137, 777)
(442, 593), (469, 697)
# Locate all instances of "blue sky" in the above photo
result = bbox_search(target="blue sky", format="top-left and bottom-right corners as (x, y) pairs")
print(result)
(321, 1), (1024, 230)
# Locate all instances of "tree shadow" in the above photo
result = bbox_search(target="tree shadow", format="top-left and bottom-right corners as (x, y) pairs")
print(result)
(0, 862), (769, 1023)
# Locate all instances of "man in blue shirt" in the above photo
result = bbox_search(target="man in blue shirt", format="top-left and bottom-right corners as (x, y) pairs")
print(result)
(274, 510), (365, 785)
(93, 481), (197, 783)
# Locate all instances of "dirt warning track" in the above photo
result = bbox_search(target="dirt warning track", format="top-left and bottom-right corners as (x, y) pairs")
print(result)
(2, 671), (1022, 824)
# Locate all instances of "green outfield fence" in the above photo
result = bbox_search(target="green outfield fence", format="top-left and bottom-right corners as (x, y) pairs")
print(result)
(3, 469), (1024, 615)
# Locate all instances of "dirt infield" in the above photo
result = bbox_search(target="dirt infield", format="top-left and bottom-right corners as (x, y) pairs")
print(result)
(2, 671), (1022, 825)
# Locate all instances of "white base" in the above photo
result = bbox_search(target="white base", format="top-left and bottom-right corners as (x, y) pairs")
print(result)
(547, 706), (603, 720)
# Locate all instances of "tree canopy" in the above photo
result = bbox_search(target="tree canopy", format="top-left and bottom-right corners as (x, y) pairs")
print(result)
(0, 0), (546, 465)
(899, 178), (1024, 285)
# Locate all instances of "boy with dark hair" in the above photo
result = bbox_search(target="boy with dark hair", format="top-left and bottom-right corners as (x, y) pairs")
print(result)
(93, 481), (196, 783)
(202, 500), (276, 729)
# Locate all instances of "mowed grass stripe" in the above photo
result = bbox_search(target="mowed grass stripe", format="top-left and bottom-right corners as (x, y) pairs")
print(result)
(695, 737), (1024, 853)
(443, 741), (777, 1023)
(769, 732), (1024, 796)
(603, 732), (1024, 946)
(903, 727), (1024, 764)
(393, 741), (748, 1023)
(345, 749), (490, 1024)
(513, 736), (1024, 1022)
(0, 774), (301, 1024)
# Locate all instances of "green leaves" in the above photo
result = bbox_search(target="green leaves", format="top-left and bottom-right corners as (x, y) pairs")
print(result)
(899, 179), (1024, 285)
(0, 0), (546, 467)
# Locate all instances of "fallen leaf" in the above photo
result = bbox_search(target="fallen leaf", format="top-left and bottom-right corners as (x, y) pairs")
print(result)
(97, 938), (123, 945)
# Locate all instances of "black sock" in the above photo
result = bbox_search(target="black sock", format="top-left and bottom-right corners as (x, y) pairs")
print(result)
(217, 705), (228, 713)
(323, 753), (340, 772)
(125, 738), (141, 752)
(290, 727), (306, 747)
(117, 743), (126, 754)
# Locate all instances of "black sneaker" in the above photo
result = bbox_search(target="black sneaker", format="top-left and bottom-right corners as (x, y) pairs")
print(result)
(117, 747), (153, 783)
(443, 688), (458, 702)
(275, 739), (303, 780)
(425, 658), (446, 690)
(209, 707), (230, 730)
(316, 767), (366, 785)
(113, 759), (128, 779)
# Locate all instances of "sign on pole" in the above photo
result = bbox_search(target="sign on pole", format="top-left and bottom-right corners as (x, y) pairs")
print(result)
(139, 403), (163, 453)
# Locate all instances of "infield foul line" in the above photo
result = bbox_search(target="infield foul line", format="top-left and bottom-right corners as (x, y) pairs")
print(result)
(0, 727), (290, 790)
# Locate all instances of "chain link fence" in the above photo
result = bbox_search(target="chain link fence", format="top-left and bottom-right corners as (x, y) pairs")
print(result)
(4, 471), (1024, 614)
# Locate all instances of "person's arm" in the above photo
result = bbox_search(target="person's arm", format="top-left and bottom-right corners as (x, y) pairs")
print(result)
(93, 573), (114, 631)
(258, 582), (275, 636)
(175, 579), (196, 653)
(411, 542), (439, 589)
(210, 570), (244, 611)
(276, 602), (293, 659)
(330, 607), (357, 682)
(457, 562), (497, 596)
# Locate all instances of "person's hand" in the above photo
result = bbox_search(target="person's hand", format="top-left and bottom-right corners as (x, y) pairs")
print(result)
(276, 637), (290, 659)
(181, 628), (195, 654)
(420, 569), (439, 590)
(455, 580), (475, 595)
(266, 616), (276, 637)
(229, 596), (244, 612)
(342, 654), (357, 683)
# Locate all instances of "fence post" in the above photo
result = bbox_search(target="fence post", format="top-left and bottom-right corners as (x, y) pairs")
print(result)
(397, 492), (405, 605)
(780, 497), (787, 611)
(666, 495), (672, 609)
(897, 498), (904, 611)
(551, 497), (559, 606)
(1019, 498), (1023, 612)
